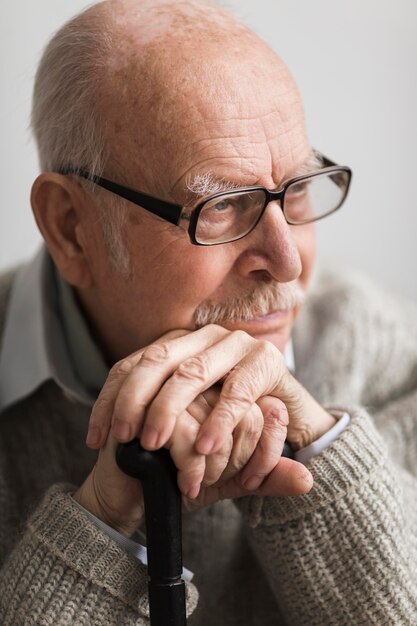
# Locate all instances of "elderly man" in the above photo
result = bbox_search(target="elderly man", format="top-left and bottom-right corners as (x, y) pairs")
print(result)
(1, 0), (417, 624)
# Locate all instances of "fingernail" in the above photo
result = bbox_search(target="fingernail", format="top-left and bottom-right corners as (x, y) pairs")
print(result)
(86, 425), (101, 447)
(141, 424), (159, 449)
(243, 475), (263, 491)
(196, 435), (215, 455)
(112, 419), (132, 442)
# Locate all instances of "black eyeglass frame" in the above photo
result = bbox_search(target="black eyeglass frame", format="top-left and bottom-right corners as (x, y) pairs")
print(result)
(59, 151), (352, 246)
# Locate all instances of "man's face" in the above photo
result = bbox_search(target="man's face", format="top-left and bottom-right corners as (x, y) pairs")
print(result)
(81, 40), (316, 361)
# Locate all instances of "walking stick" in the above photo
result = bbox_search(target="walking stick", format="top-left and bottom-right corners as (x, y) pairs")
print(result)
(116, 441), (186, 626)
(116, 439), (293, 625)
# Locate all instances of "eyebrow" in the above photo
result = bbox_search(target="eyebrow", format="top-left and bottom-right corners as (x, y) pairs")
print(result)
(186, 171), (242, 198)
(186, 150), (322, 199)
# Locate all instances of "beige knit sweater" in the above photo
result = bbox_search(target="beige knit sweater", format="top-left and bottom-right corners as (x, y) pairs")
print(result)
(0, 265), (417, 625)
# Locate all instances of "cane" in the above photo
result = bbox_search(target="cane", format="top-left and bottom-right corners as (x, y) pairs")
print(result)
(116, 441), (187, 626)
(116, 439), (294, 625)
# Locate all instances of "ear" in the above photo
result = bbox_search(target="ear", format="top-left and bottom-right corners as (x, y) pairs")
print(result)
(31, 173), (94, 288)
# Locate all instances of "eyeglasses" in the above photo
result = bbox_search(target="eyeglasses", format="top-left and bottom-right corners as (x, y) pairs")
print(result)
(59, 150), (352, 246)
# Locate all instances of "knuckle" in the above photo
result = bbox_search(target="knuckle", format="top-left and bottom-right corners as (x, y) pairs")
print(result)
(215, 404), (239, 431)
(140, 342), (172, 367)
(254, 340), (283, 377)
(174, 355), (210, 385)
(257, 339), (280, 358)
(206, 323), (224, 334)
(222, 375), (253, 405)
(231, 329), (252, 344)
(110, 357), (135, 376)
(177, 414), (201, 441)
(268, 404), (290, 428)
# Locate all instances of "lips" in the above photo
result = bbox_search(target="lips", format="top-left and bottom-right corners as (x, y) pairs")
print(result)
(220, 308), (293, 335)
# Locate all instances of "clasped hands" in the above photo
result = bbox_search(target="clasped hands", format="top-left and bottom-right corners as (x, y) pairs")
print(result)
(74, 325), (336, 536)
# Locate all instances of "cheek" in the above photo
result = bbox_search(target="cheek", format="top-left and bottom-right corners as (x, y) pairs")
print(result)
(293, 223), (316, 289)
(127, 230), (235, 327)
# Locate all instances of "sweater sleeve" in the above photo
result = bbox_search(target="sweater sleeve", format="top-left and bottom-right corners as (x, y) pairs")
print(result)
(236, 406), (417, 626)
(0, 484), (198, 626)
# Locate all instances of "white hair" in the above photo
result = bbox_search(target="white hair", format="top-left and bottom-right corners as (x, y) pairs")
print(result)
(31, 2), (132, 272)
(186, 171), (241, 198)
(194, 280), (306, 327)
(31, 4), (111, 176)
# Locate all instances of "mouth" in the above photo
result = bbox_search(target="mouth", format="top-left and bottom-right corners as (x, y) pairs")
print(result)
(220, 308), (293, 335)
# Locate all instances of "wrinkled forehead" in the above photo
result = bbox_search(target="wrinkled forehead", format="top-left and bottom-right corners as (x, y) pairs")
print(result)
(101, 4), (307, 197)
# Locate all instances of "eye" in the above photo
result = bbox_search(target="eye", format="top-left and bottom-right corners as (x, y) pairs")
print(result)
(211, 198), (233, 212)
(286, 180), (309, 196)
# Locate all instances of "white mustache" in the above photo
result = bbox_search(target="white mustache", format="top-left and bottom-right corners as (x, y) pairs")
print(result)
(194, 281), (305, 327)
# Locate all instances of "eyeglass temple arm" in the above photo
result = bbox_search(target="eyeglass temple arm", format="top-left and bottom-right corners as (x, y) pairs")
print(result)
(313, 151), (336, 168)
(58, 167), (183, 226)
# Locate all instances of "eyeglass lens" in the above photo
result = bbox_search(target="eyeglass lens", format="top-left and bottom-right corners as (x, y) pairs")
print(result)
(195, 170), (349, 244)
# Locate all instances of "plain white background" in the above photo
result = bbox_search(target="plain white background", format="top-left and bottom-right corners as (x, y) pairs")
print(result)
(1, 0), (416, 298)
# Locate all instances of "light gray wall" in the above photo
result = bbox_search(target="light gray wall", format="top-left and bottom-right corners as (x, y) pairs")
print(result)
(1, 1), (416, 298)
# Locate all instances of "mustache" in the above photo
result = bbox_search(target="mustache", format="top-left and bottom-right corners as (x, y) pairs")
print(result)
(194, 281), (306, 327)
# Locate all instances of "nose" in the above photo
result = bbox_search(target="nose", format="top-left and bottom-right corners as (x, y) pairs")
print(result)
(234, 201), (302, 282)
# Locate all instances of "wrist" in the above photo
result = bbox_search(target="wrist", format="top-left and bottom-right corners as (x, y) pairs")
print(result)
(289, 396), (337, 451)
(73, 470), (144, 537)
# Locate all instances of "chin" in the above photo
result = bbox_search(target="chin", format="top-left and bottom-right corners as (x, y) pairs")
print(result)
(251, 331), (290, 354)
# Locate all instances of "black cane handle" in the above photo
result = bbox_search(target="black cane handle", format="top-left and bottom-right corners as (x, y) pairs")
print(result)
(116, 441), (186, 626)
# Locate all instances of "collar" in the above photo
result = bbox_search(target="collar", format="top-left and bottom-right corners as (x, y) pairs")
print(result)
(283, 340), (295, 373)
(55, 263), (108, 396)
(0, 247), (98, 412)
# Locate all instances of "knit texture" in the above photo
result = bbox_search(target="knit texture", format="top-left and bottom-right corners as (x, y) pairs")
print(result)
(1, 265), (417, 625)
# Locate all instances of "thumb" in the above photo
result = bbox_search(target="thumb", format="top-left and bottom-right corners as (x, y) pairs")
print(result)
(270, 372), (335, 449)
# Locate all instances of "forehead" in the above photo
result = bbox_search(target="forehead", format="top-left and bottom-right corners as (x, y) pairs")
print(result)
(103, 22), (309, 198)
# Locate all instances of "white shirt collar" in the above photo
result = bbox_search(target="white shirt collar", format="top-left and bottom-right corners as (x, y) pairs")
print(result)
(0, 247), (95, 412)
(284, 339), (295, 373)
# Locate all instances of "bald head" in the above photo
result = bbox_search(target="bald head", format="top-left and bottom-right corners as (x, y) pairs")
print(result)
(103, 0), (306, 196)
(33, 0), (307, 203)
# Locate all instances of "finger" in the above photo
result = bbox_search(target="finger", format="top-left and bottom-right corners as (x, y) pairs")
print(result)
(142, 329), (255, 450)
(178, 390), (232, 492)
(222, 457), (313, 500)
(168, 411), (207, 499)
(183, 457), (313, 512)
(195, 340), (284, 455)
(173, 391), (229, 495)
(217, 402), (263, 484)
(240, 397), (288, 491)
(87, 329), (189, 448)
(86, 349), (143, 448)
(256, 457), (313, 496)
(111, 325), (229, 444)
(180, 391), (217, 425)
(201, 438), (233, 487)
(270, 373), (337, 449)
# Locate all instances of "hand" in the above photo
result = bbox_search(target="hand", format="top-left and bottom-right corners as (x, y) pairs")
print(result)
(87, 324), (335, 457)
(74, 323), (333, 534)
(74, 385), (312, 535)
(85, 325), (326, 492)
